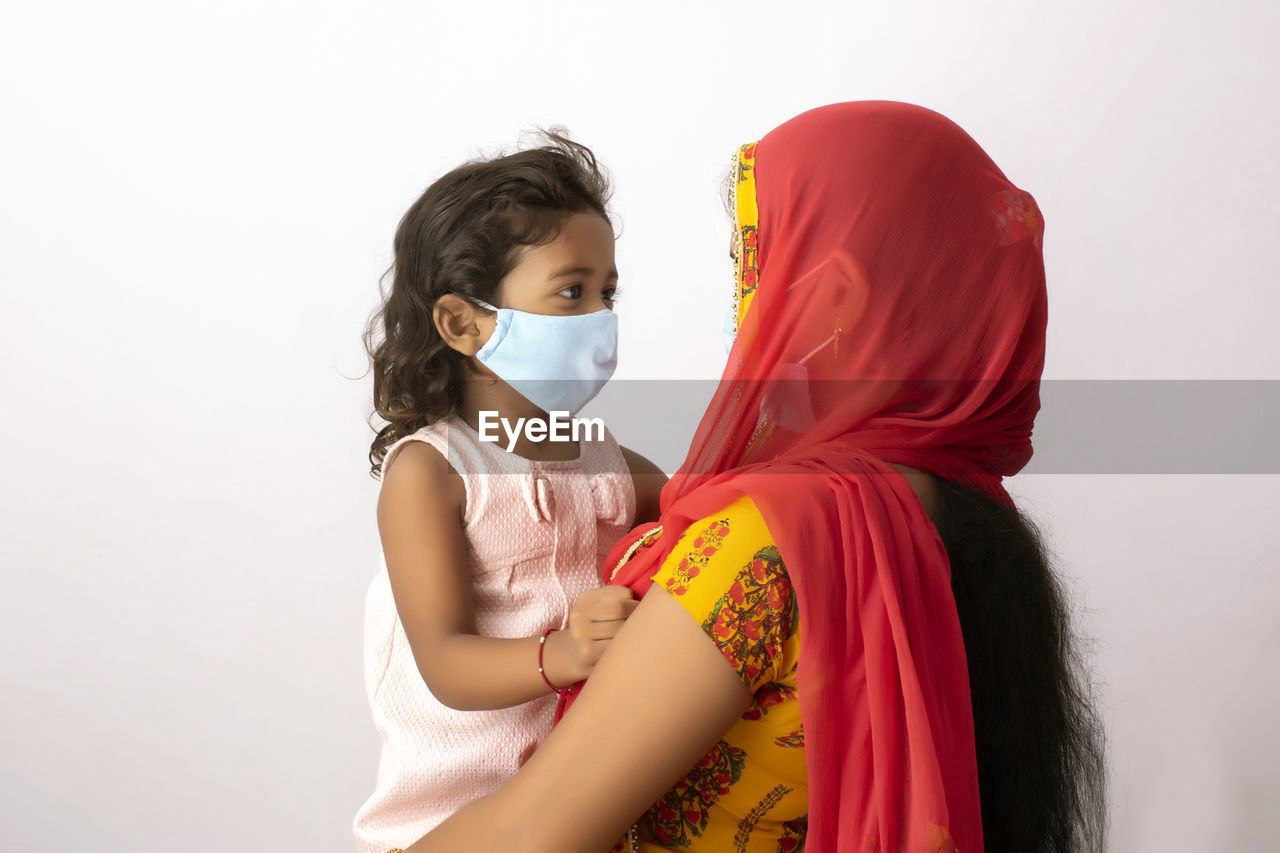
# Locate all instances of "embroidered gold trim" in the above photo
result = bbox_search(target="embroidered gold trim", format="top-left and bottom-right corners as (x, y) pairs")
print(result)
(609, 525), (664, 581)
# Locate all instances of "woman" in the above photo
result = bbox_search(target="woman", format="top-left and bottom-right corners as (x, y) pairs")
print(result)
(402, 101), (1106, 852)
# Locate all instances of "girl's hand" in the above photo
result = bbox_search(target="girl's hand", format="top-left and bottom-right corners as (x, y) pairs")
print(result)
(546, 586), (638, 685)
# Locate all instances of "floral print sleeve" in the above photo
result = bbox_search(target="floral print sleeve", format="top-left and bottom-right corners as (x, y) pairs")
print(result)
(652, 496), (798, 695)
(642, 496), (808, 852)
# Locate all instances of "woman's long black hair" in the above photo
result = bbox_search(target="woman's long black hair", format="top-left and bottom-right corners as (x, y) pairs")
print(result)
(934, 479), (1108, 852)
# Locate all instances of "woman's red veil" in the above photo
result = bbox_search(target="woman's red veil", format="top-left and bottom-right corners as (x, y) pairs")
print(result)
(573, 101), (1048, 853)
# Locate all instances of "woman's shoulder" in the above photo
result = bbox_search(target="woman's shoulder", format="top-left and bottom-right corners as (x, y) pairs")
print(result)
(685, 494), (770, 531)
(677, 492), (770, 541)
(652, 495), (777, 599)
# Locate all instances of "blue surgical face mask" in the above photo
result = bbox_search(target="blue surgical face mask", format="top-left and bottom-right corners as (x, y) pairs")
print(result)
(723, 305), (737, 355)
(472, 299), (618, 415)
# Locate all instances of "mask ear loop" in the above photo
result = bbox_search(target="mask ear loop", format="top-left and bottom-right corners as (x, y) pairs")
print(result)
(468, 296), (500, 313)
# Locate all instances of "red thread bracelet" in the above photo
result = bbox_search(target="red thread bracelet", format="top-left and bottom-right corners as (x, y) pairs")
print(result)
(538, 628), (572, 696)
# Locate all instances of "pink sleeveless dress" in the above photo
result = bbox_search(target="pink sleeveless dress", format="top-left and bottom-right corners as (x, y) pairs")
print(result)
(354, 414), (636, 853)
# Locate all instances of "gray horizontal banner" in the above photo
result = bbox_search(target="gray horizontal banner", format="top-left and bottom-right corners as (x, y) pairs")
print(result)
(572, 380), (1280, 475)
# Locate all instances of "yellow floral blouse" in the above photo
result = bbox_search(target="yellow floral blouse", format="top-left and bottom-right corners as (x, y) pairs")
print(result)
(636, 495), (807, 852)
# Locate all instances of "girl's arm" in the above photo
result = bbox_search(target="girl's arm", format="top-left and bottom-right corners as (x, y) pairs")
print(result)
(620, 446), (667, 524)
(402, 583), (753, 853)
(380, 442), (634, 711)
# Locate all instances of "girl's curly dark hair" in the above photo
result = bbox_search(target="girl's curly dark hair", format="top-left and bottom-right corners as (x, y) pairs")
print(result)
(364, 130), (612, 477)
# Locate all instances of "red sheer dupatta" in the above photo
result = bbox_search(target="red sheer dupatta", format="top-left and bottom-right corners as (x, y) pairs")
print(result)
(562, 102), (1048, 853)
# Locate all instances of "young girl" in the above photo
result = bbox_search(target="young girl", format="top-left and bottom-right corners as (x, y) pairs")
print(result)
(354, 133), (666, 853)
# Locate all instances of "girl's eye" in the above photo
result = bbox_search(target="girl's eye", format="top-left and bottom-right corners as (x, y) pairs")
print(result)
(603, 286), (621, 304)
(557, 284), (582, 299)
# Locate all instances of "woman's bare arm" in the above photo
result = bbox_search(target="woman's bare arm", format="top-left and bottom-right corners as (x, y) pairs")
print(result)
(403, 584), (752, 852)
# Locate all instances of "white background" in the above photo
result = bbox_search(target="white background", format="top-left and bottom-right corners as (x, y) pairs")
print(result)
(2, 1), (1277, 850)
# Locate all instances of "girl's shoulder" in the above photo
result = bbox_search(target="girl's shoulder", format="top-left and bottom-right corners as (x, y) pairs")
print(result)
(378, 419), (468, 519)
(618, 446), (667, 525)
(655, 496), (776, 596)
(381, 418), (453, 479)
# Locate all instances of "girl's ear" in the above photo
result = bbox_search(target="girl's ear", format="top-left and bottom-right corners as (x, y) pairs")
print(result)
(433, 294), (496, 356)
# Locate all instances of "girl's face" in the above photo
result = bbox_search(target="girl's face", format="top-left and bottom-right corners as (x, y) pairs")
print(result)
(493, 212), (618, 315)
